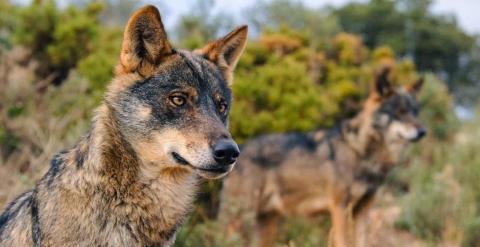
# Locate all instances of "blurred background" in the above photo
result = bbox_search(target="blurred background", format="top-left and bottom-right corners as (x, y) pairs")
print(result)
(0, 0), (479, 246)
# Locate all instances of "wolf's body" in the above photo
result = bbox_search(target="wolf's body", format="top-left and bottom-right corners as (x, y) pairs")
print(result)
(0, 5), (247, 246)
(219, 69), (426, 247)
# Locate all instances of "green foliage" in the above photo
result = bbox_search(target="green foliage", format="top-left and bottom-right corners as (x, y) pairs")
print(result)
(245, 0), (340, 48)
(334, 0), (404, 50)
(454, 35), (480, 106)
(175, 219), (245, 247)
(175, 212), (330, 247)
(231, 55), (334, 142)
(387, 73), (461, 244)
(77, 28), (122, 91)
(230, 28), (419, 143)
(417, 74), (459, 140)
(454, 132), (480, 246)
(13, 0), (103, 83)
(332, 33), (368, 65)
(334, 0), (478, 103)
(0, 0), (16, 49)
(394, 159), (456, 242)
(394, 118), (480, 245)
(277, 217), (330, 246)
(0, 127), (19, 159)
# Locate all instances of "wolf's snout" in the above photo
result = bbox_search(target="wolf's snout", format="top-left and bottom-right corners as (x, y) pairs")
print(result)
(213, 139), (240, 166)
(414, 127), (427, 141)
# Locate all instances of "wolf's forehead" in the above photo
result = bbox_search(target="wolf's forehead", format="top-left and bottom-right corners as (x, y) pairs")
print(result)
(385, 92), (418, 109)
(174, 50), (227, 91)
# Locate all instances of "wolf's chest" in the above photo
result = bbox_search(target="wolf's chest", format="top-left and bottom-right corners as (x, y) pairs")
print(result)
(81, 175), (199, 246)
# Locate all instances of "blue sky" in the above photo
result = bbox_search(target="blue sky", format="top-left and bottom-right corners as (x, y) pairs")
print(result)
(160, 0), (480, 34)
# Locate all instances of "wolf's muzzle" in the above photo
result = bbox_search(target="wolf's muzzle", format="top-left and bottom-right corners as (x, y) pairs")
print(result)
(213, 139), (240, 166)
(412, 127), (427, 142)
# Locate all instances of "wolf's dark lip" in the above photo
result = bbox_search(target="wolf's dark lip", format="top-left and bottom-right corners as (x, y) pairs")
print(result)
(172, 152), (190, 166)
(194, 166), (229, 174)
(411, 136), (422, 142)
(172, 152), (230, 174)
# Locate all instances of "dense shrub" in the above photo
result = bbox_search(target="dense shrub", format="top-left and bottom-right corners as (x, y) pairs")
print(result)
(230, 28), (418, 143)
(0, 0), (16, 49)
(392, 76), (468, 245)
(394, 122), (479, 245)
(13, 0), (103, 84)
(417, 74), (459, 140)
(77, 28), (122, 91)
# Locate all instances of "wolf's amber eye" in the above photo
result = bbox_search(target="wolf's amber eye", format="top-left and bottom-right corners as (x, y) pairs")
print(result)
(218, 102), (228, 114)
(170, 95), (186, 107)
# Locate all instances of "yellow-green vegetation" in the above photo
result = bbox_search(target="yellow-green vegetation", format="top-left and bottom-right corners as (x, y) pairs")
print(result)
(391, 78), (478, 246)
(393, 119), (480, 246)
(12, 0), (104, 83)
(0, 0), (479, 246)
(230, 29), (418, 143)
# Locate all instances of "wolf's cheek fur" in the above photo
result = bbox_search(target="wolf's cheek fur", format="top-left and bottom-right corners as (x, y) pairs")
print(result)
(388, 121), (419, 141)
(132, 128), (214, 172)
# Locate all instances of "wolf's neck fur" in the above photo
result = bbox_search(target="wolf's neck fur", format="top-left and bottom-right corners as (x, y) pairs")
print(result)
(341, 108), (398, 173)
(68, 103), (198, 244)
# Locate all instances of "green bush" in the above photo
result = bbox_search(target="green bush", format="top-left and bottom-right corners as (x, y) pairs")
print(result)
(394, 159), (454, 241)
(175, 219), (245, 247)
(417, 74), (459, 140)
(277, 217), (330, 247)
(175, 212), (330, 247)
(13, 0), (103, 84)
(393, 103), (477, 246)
(0, 127), (19, 159)
(230, 28), (419, 143)
(77, 28), (122, 91)
(0, 0), (16, 49)
(231, 56), (336, 142)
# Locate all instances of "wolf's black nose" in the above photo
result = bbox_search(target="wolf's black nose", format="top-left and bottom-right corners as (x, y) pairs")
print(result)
(213, 140), (240, 166)
(412, 127), (427, 142)
(417, 128), (427, 139)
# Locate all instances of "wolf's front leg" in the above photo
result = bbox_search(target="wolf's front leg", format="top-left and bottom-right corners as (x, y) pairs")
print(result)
(253, 214), (280, 247)
(329, 203), (349, 247)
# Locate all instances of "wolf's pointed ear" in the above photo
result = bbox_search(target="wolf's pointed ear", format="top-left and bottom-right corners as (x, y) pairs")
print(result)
(407, 77), (424, 96)
(197, 25), (248, 85)
(118, 5), (173, 77)
(373, 67), (393, 98)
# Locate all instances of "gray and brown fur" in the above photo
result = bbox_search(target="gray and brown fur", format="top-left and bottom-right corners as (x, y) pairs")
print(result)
(219, 68), (426, 247)
(0, 5), (247, 246)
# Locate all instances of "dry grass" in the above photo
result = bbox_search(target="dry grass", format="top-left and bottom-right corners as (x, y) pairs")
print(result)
(0, 47), (97, 207)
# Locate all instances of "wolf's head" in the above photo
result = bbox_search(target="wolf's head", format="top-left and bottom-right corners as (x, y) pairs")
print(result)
(369, 69), (426, 144)
(104, 5), (247, 179)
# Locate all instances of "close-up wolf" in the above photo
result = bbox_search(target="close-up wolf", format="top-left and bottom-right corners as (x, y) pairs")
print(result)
(219, 69), (426, 247)
(0, 5), (247, 246)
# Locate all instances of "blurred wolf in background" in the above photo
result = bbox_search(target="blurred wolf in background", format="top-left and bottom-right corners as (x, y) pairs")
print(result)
(219, 68), (426, 247)
(0, 5), (247, 246)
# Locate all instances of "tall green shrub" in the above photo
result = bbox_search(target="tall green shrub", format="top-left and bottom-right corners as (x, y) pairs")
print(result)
(230, 28), (420, 143)
(13, 0), (103, 84)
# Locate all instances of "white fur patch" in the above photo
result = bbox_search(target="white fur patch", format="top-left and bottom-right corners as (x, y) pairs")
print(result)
(132, 128), (216, 175)
(389, 121), (418, 140)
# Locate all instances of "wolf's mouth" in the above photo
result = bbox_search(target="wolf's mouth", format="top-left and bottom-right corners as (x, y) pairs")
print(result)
(194, 166), (229, 174)
(172, 152), (190, 165)
(171, 152), (229, 174)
